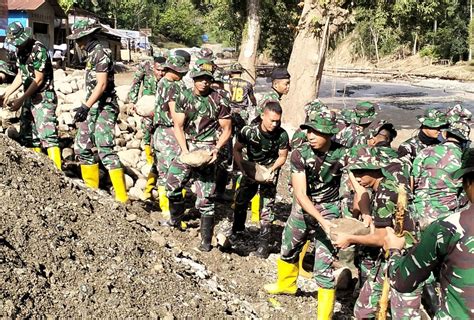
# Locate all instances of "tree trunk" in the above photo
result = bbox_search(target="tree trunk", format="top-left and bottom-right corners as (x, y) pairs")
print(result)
(281, 0), (350, 127)
(237, 0), (261, 85)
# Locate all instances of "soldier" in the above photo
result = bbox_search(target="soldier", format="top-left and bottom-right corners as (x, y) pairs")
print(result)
(1, 22), (61, 170)
(334, 101), (377, 148)
(67, 20), (128, 203)
(412, 118), (471, 229)
(0, 60), (16, 84)
(231, 101), (289, 258)
(366, 120), (397, 147)
(397, 108), (448, 171)
(290, 99), (329, 150)
(150, 53), (189, 216)
(264, 111), (345, 319)
(128, 53), (166, 164)
(333, 159), (421, 319)
(253, 68), (290, 122)
(164, 60), (232, 252)
(385, 144), (474, 319)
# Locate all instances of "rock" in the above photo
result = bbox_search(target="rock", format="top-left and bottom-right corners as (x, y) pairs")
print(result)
(6, 127), (19, 140)
(124, 174), (134, 190)
(135, 178), (147, 190)
(136, 95), (155, 117)
(151, 232), (167, 247)
(134, 130), (144, 140)
(123, 166), (142, 180)
(140, 163), (152, 177)
(59, 112), (74, 126)
(128, 186), (143, 200)
(70, 78), (79, 92)
(115, 85), (131, 103)
(118, 149), (141, 167)
(57, 103), (76, 114)
(115, 137), (126, 147)
(54, 69), (66, 80)
(117, 121), (129, 131)
(62, 148), (74, 160)
(64, 89), (85, 104)
(126, 139), (141, 149)
(58, 82), (73, 94)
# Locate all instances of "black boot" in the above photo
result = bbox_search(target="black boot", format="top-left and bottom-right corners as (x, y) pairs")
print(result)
(254, 224), (271, 258)
(162, 200), (185, 230)
(199, 215), (215, 252)
(215, 168), (232, 201)
(232, 204), (247, 234)
(422, 282), (440, 318)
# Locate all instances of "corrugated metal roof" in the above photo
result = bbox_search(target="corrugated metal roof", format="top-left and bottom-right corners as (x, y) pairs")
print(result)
(8, 0), (67, 18)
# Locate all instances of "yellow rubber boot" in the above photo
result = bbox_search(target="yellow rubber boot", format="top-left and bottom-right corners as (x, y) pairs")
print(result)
(158, 185), (170, 218)
(144, 145), (154, 165)
(182, 188), (187, 198)
(81, 164), (99, 189)
(317, 288), (336, 320)
(251, 193), (260, 222)
(263, 259), (298, 295)
(47, 147), (62, 170)
(143, 172), (157, 200)
(231, 178), (241, 210)
(109, 168), (129, 203)
(31, 147), (42, 152)
(298, 240), (312, 279)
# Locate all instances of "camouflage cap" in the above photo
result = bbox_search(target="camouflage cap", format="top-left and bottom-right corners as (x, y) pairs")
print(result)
(67, 20), (102, 40)
(339, 108), (356, 124)
(229, 62), (243, 73)
(212, 68), (226, 83)
(444, 118), (471, 141)
(304, 100), (329, 121)
(417, 108), (448, 128)
(190, 59), (214, 79)
(453, 142), (474, 179)
(163, 54), (189, 73)
(353, 101), (377, 125)
(446, 104), (472, 122)
(174, 49), (191, 63)
(0, 60), (15, 76)
(367, 120), (397, 140)
(196, 47), (215, 61)
(300, 110), (339, 135)
(347, 153), (393, 172)
(6, 22), (33, 47)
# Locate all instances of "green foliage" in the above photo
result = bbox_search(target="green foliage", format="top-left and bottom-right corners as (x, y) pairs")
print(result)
(157, 0), (204, 46)
(419, 45), (439, 59)
(204, 0), (243, 47)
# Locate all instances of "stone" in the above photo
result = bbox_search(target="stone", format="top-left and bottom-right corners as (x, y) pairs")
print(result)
(62, 148), (75, 160)
(124, 174), (134, 190)
(70, 78), (79, 92)
(126, 139), (141, 149)
(6, 126), (19, 140)
(59, 112), (74, 126)
(135, 178), (147, 190)
(54, 69), (66, 80)
(58, 82), (73, 94)
(128, 186), (143, 200)
(64, 89), (85, 104)
(117, 149), (141, 167)
(115, 85), (131, 103)
(140, 163), (152, 177)
(136, 95), (155, 117)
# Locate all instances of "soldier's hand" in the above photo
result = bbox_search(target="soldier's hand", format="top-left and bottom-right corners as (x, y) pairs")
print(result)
(8, 97), (24, 112)
(209, 148), (219, 164)
(384, 227), (405, 251)
(361, 213), (373, 228)
(128, 103), (136, 115)
(333, 232), (352, 249)
(73, 104), (90, 123)
(348, 171), (366, 195)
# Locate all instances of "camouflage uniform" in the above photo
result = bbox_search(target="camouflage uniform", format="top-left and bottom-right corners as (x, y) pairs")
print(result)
(281, 141), (346, 289)
(74, 40), (121, 169)
(166, 88), (231, 216)
(334, 101), (377, 148)
(353, 164), (421, 319)
(412, 141), (465, 229)
(128, 59), (158, 145)
(233, 123), (289, 229)
(153, 78), (187, 186)
(388, 206), (474, 319)
(290, 100), (330, 150)
(254, 89), (280, 121)
(228, 77), (255, 129)
(16, 40), (59, 148)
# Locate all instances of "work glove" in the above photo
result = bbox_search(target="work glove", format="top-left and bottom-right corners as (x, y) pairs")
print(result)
(73, 104), (89, 123)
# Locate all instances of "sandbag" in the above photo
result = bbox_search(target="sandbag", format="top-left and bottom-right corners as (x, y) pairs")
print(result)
(136, 95), (155, 117)
(179, 149), (213, 167)
(329, 217), (370, 242)
(240, 160), (274, 183)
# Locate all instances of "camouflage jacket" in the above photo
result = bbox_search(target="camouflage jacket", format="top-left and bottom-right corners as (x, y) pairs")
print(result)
(128, 60), (157, 103)
(153, 78), (186, 127)
(412, 141), (466, 219)
(388, 205), (474, 319)
(334, 123), (366, 148)
(290, 141), (346, 203)
(229, 77), (254, 109)
(237, 123), (289, 166)
(290, 128), (306, 151)
(17, 40), (54, 93)
(256, 89), (280, 116)
(397, 130), (440, 169)
(84, 40), (116, 102)
(175, 88), (231, 143)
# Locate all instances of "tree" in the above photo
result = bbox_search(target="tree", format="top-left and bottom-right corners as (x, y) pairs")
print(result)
(237, 0), (261, 84)
(282, 0), (351, 127)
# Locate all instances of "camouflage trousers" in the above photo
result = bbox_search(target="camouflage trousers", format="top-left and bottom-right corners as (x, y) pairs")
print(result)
(153, 126), (180, 186)
(74, 100), (121, 170)
(141, 116), (153, 145)
(19, 90), (59, 148)
(234, 172), (278, 226)
(280, 199), (340, 289)
(354, 258), (422, 319)
(166, 142), (216, 217)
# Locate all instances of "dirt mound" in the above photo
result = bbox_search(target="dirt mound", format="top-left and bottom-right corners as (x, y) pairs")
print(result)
(0, 135), (257, 318)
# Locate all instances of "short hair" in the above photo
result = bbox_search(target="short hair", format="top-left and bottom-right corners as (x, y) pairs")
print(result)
(263, 101), (282, 115)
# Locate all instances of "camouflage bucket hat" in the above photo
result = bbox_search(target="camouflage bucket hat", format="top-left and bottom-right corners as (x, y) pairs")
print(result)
(347, 154), (391, 172)
(354, 101), (377, 125)
(196, 47), (215, 61)
(444, 119), (471, 141)
(453, 142), (474, 179)
(340, 108), (356, 124)
(0, 60), (15, 76)
(190, 59), (214, 79)
(300, 110), (339, 135)
(304, 100), (329, 120)
(6, 22), (33, 47)
(67, 20), (102, 40)
(367, 120), (397, 140)
(229, 62), (244, 73)
(446, 104), (472, 122)
(163, 54), (189, 73)
(212, 68), (226, 83)
(417, 108), (448, 128)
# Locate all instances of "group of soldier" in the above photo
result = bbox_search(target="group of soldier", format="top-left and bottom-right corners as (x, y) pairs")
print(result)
(1, 19), (473, 319)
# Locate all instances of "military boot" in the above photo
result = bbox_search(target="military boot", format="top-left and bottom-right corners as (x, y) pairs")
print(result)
(162, 200), (185, 230)
(109, 168), (129, 203)
(47, 146), (62, 170)
(199, 215), (215, 252)
(317, 288), (336, 320)
(263, 259), (299, 295)
(215, 168), (232, 201)
(254, 224), (271, 258)
(144, 145), (154, 165)
(81, 164), (99, 189)
(142, 171), (157, 201)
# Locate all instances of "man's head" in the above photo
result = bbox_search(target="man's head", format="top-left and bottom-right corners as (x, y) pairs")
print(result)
(454, 144), (474, 202)
(66, 20), (102, 49)
(190, 59), (214, 95)
(153, 53), (166, 80)
(353, 101), (377, 126)
(444, 118), (471, 146)
(229, 62), (243, 77)
(163, 54), (189, 80)
(351, 168), (384, 189)
(270, 68), (290, 95)
(367, 121), (397, 147)
(6, 22), (34, 53)
(417, 108), (448, 138)
(260, 101), (282, 133)
(300, 110), (338, 151)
